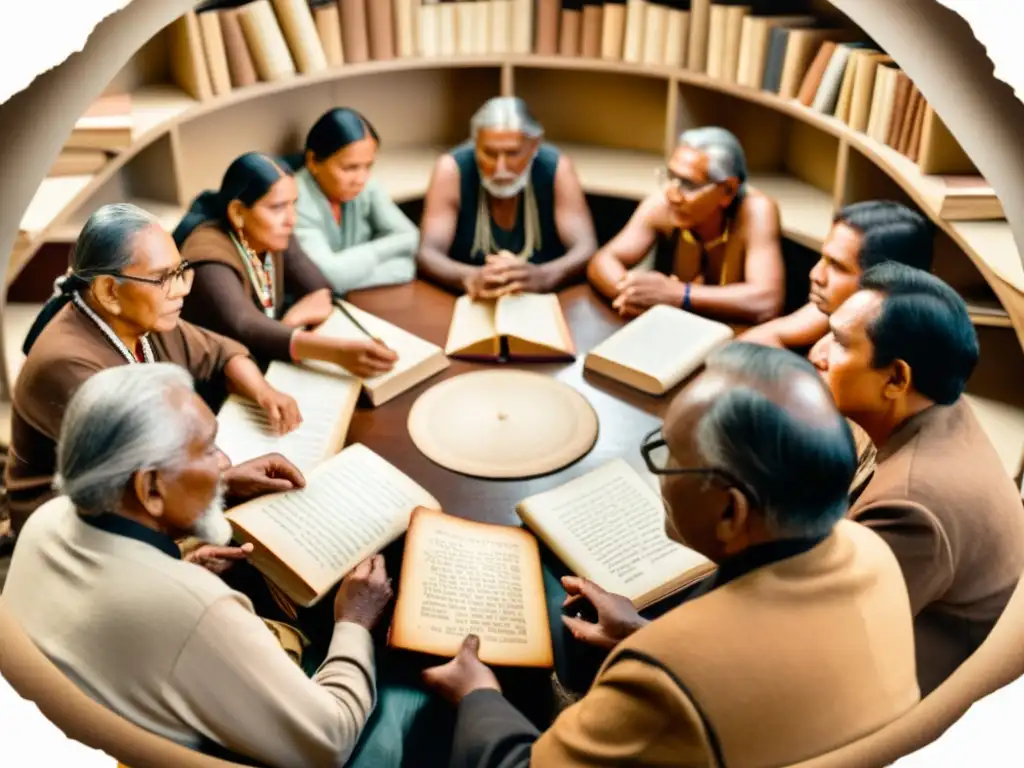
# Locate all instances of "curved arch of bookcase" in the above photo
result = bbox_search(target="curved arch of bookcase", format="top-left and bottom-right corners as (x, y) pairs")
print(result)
(15, 54), (1024, 345)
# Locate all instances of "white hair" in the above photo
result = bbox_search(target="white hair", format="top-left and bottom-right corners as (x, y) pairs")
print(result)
(470, 97), (544, 140)
(56, 364), (198, 515)
(677, 126), (748, 197)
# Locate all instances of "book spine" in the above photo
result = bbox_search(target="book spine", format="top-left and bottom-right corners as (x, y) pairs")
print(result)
(419, 0), (441, 55)
(490, 0), (512, 53)
(272, 0), (329, 73)
(438, 0), (457, 56)
(662, 6), (688, 67)
(393, 0), (417, 57)
(622, 0), (645, 64)
(559, 1), (582, 56)
(457, 0), (476, 54)
(197, 11), (233, 96)
(600, 0), (626, 60)
(686, 0), (710, 72)
(366, 0), (397, 60)
(475, 1), (493, 54)
(512, 0), (534, 54)
(580, 1), (603, 58)
(239, 1), (298, 82)
(640, 1), (666, 66)
(338, 0), (370, 63)
(313, 4), (346, 66)
(219, 9), (260, 88)
(536, 0), (561, 55)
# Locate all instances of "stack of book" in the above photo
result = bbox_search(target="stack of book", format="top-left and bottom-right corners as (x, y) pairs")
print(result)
(47, 93), (132, 177)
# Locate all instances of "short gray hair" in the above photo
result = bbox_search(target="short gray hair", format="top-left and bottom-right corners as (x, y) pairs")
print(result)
(678, 126), (748, 195)
(694, 343), (856, 538)
(470, 97), (544, 140)
(56, 364), (198, 515)
(74, 203), (159, 276)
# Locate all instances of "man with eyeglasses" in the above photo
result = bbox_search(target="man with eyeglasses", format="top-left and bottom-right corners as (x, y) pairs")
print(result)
(422, 342), (919, 767)
(588, 127), (785, 324)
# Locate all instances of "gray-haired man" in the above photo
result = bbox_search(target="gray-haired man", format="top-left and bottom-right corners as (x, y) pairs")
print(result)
(416, 96), (598, 298)
(4, 363), (393, 768)
(589, 126), (786, 324)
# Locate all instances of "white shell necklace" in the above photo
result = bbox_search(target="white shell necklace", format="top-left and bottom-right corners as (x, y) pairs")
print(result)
(72, 291), (154, 364)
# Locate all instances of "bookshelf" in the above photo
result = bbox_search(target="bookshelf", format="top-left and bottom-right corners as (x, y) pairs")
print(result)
(3, 0), (1023, 477)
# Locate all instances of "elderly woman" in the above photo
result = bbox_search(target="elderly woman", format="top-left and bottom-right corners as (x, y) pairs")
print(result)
(587, 126), (785, 324)
(175, 151), (396, 376)
(293, 107), (418, 295)
(6, 203), (300, 532)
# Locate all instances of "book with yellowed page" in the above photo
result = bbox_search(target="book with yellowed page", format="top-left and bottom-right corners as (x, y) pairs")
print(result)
(215, 361), (361, 473)
(584, 304), (734, 396)
(444, 293), (575, 361)
(306, 302), (450, 406)
(517, 458), (714, 609)
(390, 508), (555, 668)
(227, 444), (440, 607)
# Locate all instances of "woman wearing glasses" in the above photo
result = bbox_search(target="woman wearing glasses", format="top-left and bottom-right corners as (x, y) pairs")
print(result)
(7, 203), (300, 532)
(175, 151), (396, 376)
(587, 126), (785, 324)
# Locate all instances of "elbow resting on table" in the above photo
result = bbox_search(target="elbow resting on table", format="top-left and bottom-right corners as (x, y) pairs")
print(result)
(744, 289), (785, 325)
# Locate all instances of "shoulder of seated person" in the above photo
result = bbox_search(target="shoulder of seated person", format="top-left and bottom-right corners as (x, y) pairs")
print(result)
(738, 187), (781, 221)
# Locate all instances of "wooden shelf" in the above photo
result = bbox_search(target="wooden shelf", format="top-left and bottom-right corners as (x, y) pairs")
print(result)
(49, 197), (185, 243)
(965, 394), (1024, 480)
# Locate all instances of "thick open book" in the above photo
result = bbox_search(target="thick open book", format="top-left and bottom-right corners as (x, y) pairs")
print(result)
(585, 305), (734, 395)
(517, 459), (713, 609)
(390, 508), (555, 668)
(226, 444), (440, 607)
(216, 361), (360, 473)
(308, 302), (450, 406)
(445, 293), (575, 360)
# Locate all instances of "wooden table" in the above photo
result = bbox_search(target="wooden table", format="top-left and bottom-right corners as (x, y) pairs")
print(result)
(346, 280), (672, 527)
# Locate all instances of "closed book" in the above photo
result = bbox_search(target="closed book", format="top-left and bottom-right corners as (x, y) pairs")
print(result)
(795, 41), (836, 106)
(811, 43), (854, 114)
(366, 0), (397, 59)
(511, 0), (533, 54)
(536, 0), (561, 54)
(580, 1), (603, 57)
(686, 0), (711, 72)
(49, 149), (109, 177)
(393, 0), (418, 58)
(866, 64), (897, 142)
(886, 70), (912, 147)
(640, 1), (668, 65)
(219, 8), (260, 88)
(622, 0), (646, 63)
(848, 52), (892, 132)
(338, 0), (370, 63)
(475, 1), (492, 54)
(834, 48), (875, 123)
(169, 12), (213, 101)
(197, 10), (233, 96)
(238, 0), (298, 82)
(720, 3), (749, 83)
(456, 0), (476, 54)
(271, 0), (328, 73)
(420, 0), (441, 55)
(560, 0), (583, 56)
(705, 3), (728, 78)
(490, 0), (512, 52)
(662, 2), (689, 67)
(760, 26), (788, 92)
(778, 28), (846, 100)
(601, 0), (627, 60)
(738, 15), (813, 88)
(897, 86), (923, 155)
(311, 2), (345, 66)
(438, 0), (457, 57)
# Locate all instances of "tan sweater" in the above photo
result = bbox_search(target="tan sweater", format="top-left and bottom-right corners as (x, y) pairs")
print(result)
(3, 498), (376, 768)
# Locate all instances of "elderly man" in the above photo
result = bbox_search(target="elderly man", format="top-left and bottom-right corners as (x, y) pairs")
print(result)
(416, 96), (597, 298)
(3, 364), (393, 768)
(811, 262), (1024, 695)
(424, 343), (919, 767)
(741, 200), (934, 352)
(588, 127), (784, 323)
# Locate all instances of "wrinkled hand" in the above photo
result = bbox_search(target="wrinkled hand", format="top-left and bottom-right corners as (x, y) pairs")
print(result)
(223, 453), (305, 502)
(256, 387), (302, 435)
(185, 542), (254, 575)
(611, 272), (685, 317)
(333, 554), (393, 630)
(422, 634), (502, 706)
(464, 252), (550, 300)
(333, 338), (399, 378)
(560, 576), (648, 650)
(280, 289), (333, 329)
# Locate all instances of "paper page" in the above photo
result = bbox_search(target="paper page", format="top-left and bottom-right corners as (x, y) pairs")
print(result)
(216, 362), (359, 473)
(228, 444), (439, 596)
(519, 459), (709, 604)
(444, 295), (498, 355)
(588, 305), (733, 389)
(494, 293), (571, 353)
(309, 303), (443, 389)
(391, 510), (554, 667)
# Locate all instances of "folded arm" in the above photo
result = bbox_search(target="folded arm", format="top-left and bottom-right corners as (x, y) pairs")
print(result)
(738, 302), (830, 350)
(586, 195), (662, 300)
(174, 598), (377, 768)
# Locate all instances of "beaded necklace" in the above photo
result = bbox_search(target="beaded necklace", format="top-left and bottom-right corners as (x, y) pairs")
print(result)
(72, 291), (154, 364)
(230, 232), (276, 318)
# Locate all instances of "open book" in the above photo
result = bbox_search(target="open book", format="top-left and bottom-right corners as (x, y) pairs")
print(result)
(585, 305), (734, 395)
(226, 444), (440, 607)
(445, 293), (575, 360)
(517, 459), (713, 609)
(308, 302), (450, 406)
(216, 361), (360, 473)
(390, 508), (554, 667)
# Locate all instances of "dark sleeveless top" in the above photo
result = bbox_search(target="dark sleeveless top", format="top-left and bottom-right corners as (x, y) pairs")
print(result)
(449, 141), (564, 265)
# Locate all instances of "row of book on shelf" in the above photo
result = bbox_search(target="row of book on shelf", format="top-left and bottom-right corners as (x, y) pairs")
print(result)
(217, 294), (726, 666)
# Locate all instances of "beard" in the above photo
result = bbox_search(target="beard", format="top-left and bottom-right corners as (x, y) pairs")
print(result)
(190, 482), (232, 546)
(481, 171), (529, 199)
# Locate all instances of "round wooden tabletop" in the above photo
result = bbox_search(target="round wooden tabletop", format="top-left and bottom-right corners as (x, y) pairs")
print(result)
(346, 280), (673, 527)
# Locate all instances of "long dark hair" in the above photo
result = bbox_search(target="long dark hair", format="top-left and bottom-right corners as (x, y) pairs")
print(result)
(172, 152), (289, 247)
(305, 108), (380, 163)
(23, 203), (157, 354)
